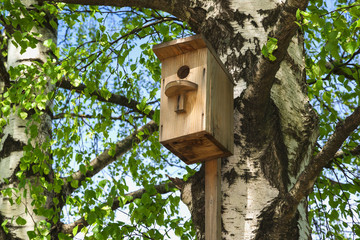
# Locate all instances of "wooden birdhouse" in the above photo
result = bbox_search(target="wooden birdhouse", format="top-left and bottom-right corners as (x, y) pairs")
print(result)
(153, 35), (234, 164)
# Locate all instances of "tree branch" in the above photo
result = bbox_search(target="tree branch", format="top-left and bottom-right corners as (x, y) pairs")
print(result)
(60, 181), (177, 235)
(242, 0), (309, 119)
(52, 112), (144, 121)
(289, 105), (360, 205)
(324, 60), (359, 81)
(62, 120), (159, 194)
(334, 145), (360, 159)
(0, 57), (9, 90)
(0, 39), (10, 89)
(110, 181), (179, 211)
(50, 0), (191, 21)
(56, 79), (155, 118)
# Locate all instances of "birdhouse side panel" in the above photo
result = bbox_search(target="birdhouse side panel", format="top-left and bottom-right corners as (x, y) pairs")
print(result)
(206, 50), (234, 155)
(159, 48), (208, 143)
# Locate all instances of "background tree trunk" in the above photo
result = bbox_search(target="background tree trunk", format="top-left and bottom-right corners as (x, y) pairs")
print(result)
(180, 0), (318, 239)
(0, 1), (56, 239)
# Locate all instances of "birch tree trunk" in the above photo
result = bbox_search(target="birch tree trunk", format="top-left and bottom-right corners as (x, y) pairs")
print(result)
(179, 0), (318, 239)
(0, 1), (56, 239)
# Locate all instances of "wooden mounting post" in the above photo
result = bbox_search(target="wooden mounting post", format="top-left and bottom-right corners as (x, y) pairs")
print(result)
(205, 158), (221, 240)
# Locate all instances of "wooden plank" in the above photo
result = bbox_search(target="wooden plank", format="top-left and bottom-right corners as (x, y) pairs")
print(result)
(205, 159), (221, 240)
(159, 48), (208, 142)
(164, 80), (198, 97)
(153, 34), (234, 83)
(162, 132), (232, 164)
(153, 35), (207, 60)
(207, 50), (234, 155)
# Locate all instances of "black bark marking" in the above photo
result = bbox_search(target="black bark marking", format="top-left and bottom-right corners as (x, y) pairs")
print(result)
(284, 52), (302, 76)
(17, 58), (44, 64)
(239, 96), (290, 193)
(251, 20), (258, 28)
(226, 48), (259, 84)
(221, 156), (230, 166)
(221, 217), (229, 235)
(202, 17), (234, 56)
(289, 105), (318, 177)
(255, 198), (300, 239)
(253, 37), (261, 54)
(234, 133), (241, 146)
(185, 165), (205, 238)
(230, 32), (245, 53)
(233, 10), (253, 28)
(260, 101), (290, 193)
(0, 135), (25, 159)
(234, 96), (241, 107)
(239, 168), (253, 183)
(223, 167), (239, 186)
(257, 4), (282, 31)
(187, 1), (260, 85)
(188, 7), (207, 30)
(238, 49), (259, 84)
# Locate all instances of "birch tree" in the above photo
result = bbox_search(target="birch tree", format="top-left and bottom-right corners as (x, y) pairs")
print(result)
(0, 0), (359, 239)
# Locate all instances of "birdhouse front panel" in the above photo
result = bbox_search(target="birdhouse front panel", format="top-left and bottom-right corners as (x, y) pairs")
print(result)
(153, 35), (233, 164)
(160, 48), (207, 142)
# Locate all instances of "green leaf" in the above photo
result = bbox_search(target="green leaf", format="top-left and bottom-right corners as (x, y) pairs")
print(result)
(79, 164), (86, 174)
(99, 179), (107, 188)
(87, 211), (96, 225)
(16, 216), (27, 226)
(43, 39), (53, 48)
(1, 220), (9, 234)
(261, 37), (278, 61)
(343, 41), (357, 55)
(71, 180), (79, 189)
(27, 231), (36, 239)
(130, 64), (137, 72)
(30, 124), (38, 138)
(73, 225), (79, 236)
(1, 105), (10, 115)
(0, 118), (7, 127)
(296, 9), (301, 20)
(15, 196), (21, 205)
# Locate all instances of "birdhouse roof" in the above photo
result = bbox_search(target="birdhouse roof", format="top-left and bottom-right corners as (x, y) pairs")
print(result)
(153, 35), (234, 84)
(152, 35), (208, 61)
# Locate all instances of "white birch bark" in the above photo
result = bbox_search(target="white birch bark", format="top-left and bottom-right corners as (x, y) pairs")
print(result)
(181, 0), (317, 239)
(224, 2), (316, 238)
(0, 1), (55, 238)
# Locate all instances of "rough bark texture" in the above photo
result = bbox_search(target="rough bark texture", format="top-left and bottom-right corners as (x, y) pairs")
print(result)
(179, 0), (318, 239)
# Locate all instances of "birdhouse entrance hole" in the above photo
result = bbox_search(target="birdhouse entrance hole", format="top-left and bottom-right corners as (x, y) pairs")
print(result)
(177, 65), (190, 79)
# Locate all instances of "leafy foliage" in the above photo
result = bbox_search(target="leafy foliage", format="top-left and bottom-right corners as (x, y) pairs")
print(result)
(298, 0), (360, 238)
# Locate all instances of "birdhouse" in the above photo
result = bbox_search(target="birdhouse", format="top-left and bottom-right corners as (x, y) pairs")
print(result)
(153, 35), (234, 164)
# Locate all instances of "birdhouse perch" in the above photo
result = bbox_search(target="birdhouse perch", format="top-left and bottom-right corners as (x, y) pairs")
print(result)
(153, 35), (234, 164)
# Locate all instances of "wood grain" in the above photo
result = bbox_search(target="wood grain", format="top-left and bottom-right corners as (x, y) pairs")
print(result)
(164, 80), (198, 97)
(205, 159), (221, 240)
(156, 35), (233, 163)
